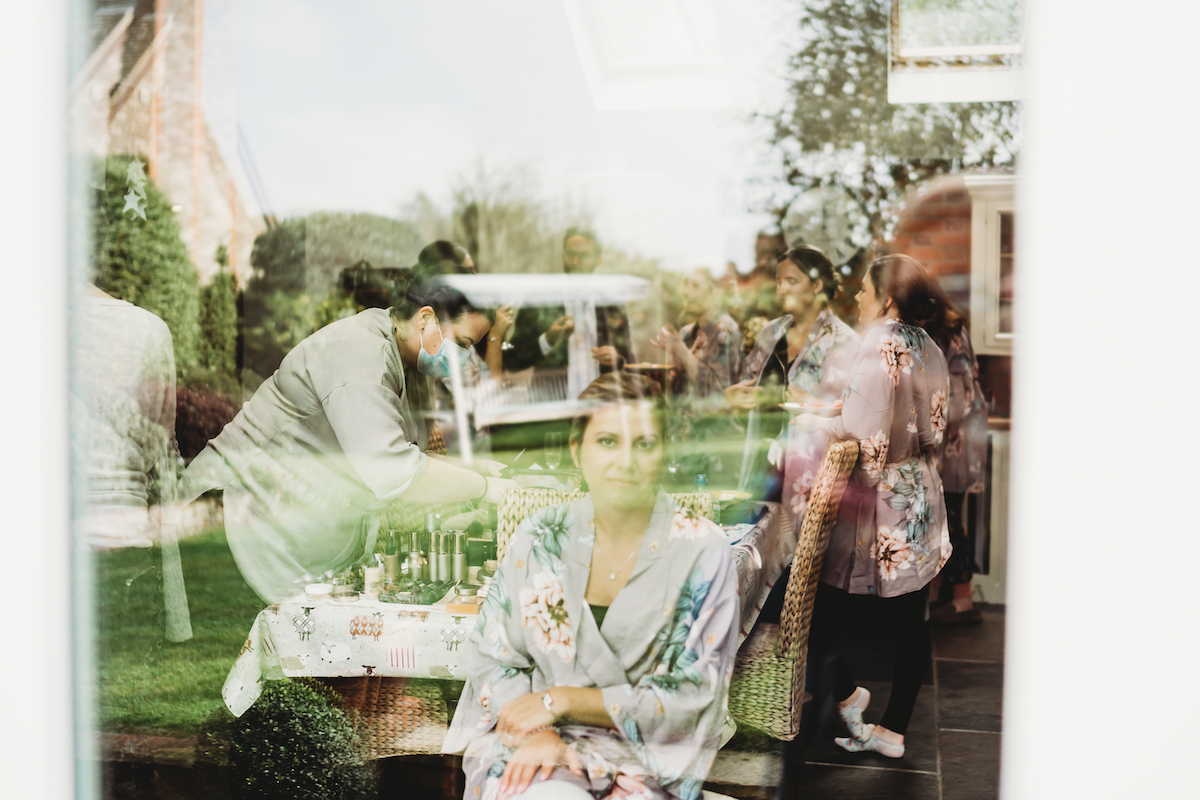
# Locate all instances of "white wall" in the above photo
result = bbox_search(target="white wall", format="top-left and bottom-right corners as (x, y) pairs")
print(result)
(0, 0), (73, 797)
(1005, 1), (1200, 797)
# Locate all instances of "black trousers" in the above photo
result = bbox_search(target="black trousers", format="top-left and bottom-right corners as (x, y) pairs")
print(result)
(807, 582), (931, 736)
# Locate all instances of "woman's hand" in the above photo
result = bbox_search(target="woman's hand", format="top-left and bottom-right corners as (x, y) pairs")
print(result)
(483, 477), (516, 505)
(497, 692), (557, 743)
(725, 380), (761, 411)
(785, 385), (821, 405)
(790, 411), (830, 434)
(468, 458), (508, 477)
(649, 325), (685, 358)
(498, 729), (583, 798)
(489, 304), (516, 343)
(544, 315), (575, 347)
(591, 345), (620, 368)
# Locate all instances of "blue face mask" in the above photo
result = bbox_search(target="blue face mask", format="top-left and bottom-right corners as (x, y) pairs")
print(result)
(416, 320), (472, 378)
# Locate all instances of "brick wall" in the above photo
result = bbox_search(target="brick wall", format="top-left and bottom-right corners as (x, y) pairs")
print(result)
(890, 175), (973, 315)
(887, 174), (1011, 417)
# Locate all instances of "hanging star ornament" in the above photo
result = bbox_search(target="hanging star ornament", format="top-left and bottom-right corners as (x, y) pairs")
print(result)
(126, 157), (147, 187)
(123, 190), (147, 220)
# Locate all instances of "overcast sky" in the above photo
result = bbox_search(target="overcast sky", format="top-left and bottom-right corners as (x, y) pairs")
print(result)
(235, 0), (796, 272)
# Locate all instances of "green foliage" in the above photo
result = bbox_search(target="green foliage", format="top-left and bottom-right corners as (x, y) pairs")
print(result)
(243, 212), (422, 379)
(248, 218), (307, 293)
(96, 528), (264, 733)
(764, 0), (1020, 238)
(199, 245), (241, 395)
(92, 155), (203, 379)
(224, 679), (376, 800)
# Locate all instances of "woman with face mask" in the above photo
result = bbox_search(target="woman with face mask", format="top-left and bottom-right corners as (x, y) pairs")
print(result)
(178, 276), (516, 603)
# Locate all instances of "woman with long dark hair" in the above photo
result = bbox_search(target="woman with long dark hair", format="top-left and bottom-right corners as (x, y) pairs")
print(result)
(797, 253), (953, 758)
(726, 245), (859, 500)
(919, 269), (989, 624)
(178, 276), (515, 602)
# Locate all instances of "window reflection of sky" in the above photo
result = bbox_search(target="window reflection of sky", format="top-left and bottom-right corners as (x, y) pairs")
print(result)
(236, 0), (792, 271)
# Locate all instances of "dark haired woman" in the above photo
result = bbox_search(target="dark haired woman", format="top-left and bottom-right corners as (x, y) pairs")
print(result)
(178, 278), (515, 603)
(726, 245), (859, 503)
(444, 372), (739, 800)
(798, 254), (952, 758)
(918, 274), (988, 625)
(413, 240), (517, 386)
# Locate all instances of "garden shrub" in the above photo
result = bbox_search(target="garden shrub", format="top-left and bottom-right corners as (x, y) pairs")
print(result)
(199, 244), (241, 397)
(199, 678), (377, 800)
(175, 386), (240, 460)
(92, 155), (203, 382)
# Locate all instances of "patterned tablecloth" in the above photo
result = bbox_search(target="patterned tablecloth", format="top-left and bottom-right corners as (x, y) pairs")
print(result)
(222, 502), (791, 717)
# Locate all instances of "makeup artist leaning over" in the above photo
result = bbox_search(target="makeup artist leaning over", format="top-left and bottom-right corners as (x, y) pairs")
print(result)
(178, 276), (515, 603)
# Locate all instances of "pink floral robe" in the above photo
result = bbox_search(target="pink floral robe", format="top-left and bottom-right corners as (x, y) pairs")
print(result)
(936, 328), (987, 495)
(823, 319), (952, 598)
(778, 308), (860, 526)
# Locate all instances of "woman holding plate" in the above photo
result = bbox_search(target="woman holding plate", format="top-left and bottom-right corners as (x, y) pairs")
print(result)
(798, 254), (953, 759)
(726, 245), (859, 507)
(443, 372), (740, 800)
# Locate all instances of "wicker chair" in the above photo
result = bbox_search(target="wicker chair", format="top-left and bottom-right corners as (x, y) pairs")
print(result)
(495, 487), (715, 562)
(726, 438), (858, 742)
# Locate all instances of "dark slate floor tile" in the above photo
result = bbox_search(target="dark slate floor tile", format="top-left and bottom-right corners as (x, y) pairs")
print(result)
(939, 730), (1002, 800)
(803, 679), (938, 775)
(931, 603), (1006, 663)
(793, 762), (939, 800)
(936, 659), (1004, 733)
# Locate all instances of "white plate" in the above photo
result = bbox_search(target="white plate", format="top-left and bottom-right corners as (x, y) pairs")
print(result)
(780, 402), (841, 417)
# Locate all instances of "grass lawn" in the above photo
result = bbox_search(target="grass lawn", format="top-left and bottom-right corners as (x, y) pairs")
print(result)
(96, 528), (263, 735)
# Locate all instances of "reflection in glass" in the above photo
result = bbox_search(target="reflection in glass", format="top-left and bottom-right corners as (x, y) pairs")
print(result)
(999, 211), (1015, 334)
(898, 0), (1024, 53)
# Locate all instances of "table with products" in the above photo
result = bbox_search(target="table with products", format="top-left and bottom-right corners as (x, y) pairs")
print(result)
(222, 501), (792, 733)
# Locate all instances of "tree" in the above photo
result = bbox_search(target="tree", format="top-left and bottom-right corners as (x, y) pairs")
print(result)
(761, 0), (1020, 241)
(92, 155), (202, 380)
(199, 244), (240, 395)
(242, 212), (419, 381)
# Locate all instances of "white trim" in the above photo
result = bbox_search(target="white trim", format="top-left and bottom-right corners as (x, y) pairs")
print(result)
(966, 175), (1017, 356)
(888, 67), (1022, 103)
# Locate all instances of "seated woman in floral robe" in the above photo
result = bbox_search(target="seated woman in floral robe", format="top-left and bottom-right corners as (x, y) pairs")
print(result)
(443, 373), (740, 800)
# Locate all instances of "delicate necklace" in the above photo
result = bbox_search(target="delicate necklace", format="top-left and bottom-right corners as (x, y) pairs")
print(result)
(591, 517), (639, 581)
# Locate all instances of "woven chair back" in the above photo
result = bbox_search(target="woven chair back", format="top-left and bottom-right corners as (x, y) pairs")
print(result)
(726, 437), (858, 741)
(774, 438), (858, 658)
(496, 488), (714, 563)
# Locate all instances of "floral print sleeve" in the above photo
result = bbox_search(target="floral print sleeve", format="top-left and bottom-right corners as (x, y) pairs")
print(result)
(442, 517), (544, 753)
(823, 321), (953, 598)
(600, 518), (739, 800)
(831, 323), (904, 485)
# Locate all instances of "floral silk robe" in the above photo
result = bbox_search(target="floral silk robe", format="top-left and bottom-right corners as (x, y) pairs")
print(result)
(936, 328), (987, 495)
(823, 319), (953, 598)
(442, 494), (740, 800)
(671, 313), (743, 401)
(777, 309), (861, 525)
